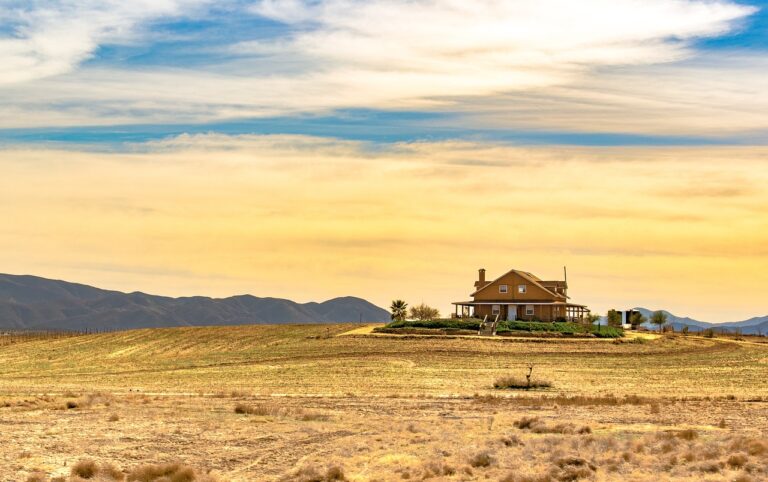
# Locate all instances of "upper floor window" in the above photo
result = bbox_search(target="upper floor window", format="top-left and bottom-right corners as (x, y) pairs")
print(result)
(499, 284), (508, 293)
(518, 285), (527, 294)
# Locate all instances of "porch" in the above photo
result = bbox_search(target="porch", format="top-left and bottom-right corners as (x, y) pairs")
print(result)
(452, 301), (589, 323)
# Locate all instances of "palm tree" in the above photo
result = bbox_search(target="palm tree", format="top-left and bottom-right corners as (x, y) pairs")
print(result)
(390, 300), (408, 321)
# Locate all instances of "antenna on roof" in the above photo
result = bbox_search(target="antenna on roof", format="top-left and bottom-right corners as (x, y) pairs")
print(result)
(563, 266), (567, 284)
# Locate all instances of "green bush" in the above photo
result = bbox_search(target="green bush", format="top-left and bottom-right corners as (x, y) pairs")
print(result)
(496, 321), (623, 338)
(383, 318), (482, 330)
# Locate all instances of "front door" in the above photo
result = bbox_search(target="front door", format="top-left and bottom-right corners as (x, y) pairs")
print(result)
(507, 305), (517, 321)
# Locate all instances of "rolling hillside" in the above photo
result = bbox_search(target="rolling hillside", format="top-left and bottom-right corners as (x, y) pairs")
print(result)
(0, 274), (389, 331)
(635, 307), (768, 335)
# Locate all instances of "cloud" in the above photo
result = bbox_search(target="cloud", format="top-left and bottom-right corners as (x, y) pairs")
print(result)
(0, 0), (209, 84)
(0, 0), (763, 137)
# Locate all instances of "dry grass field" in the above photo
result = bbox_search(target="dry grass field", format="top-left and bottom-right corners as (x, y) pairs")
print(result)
(1, 324), (766, 481)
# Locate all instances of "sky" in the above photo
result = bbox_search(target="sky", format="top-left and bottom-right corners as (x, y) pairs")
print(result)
(1, 0), (767, 322)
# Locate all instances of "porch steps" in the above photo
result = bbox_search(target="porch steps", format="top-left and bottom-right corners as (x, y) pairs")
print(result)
(478, 314), (500, 336)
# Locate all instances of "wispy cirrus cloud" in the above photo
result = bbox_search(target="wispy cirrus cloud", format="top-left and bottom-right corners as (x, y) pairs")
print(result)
(0, 0), (214, 85)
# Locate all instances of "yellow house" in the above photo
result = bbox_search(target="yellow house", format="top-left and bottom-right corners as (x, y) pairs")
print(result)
(452, 268), (590, 322)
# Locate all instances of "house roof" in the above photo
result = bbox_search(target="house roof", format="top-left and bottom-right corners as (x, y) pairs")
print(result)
(469, 268), (566, 299)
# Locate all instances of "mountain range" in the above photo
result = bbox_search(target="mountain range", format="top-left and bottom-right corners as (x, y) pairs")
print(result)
(0, 273), (390, 331)
(633, 307), (768, 335)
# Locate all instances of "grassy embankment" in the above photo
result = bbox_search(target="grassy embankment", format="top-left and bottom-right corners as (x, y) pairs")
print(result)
(377, 318), (624, 338)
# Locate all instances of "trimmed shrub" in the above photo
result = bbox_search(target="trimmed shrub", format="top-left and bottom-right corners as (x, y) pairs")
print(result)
(380, 319), (482, 331)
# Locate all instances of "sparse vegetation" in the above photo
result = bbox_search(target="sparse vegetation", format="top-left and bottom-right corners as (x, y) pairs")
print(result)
(1, 323), (766, 481)
(234, 402), (327, 421)
(127, 463), (218, 482)
(283, 465), (347, 482)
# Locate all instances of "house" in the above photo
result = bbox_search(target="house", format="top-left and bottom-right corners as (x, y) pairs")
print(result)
(452, 268), (590, 322)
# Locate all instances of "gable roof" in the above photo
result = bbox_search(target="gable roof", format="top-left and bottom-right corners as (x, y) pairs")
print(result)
(469, 268), (565, 299)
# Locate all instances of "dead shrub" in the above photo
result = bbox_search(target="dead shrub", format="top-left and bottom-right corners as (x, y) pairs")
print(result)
(234, 402), (322, 420)
(500, 473), (550, 482)
(300, 412), (330, 422)
(234, 402), (281, 416)
(71, 460), (98, 479)
(551, 456), (596, 481)
(730, 437), (767, 456)
(501, 434), (524, 447)
(513, 416), (590, 435)
(108, 413), (120, 422)
(101, 464), (125, 481)
(284, 465), (346, 482)
(65, 401), (79, 410)
(513, 416), (540, 430)
(675, 429), (698, 441)
(682, 451), (696, 463)
(26, 472), (48, 482)
(695, 461), (721, 473)
(494, 376), (552, 390)
(469, 450), (495, 468)
(727, 453), (749, 469)
(733, 474), (755, 482)
(127, 463), (217, 482)
(421, 461), (455, 478)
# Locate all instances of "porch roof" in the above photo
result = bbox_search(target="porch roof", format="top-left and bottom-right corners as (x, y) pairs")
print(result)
(452, 301), (588, 308)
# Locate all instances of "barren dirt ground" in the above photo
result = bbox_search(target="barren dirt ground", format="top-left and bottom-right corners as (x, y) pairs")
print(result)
(1, 324), (766, 481)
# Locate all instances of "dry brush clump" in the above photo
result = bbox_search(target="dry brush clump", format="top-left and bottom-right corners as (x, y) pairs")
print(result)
(126, 463), (219, 482)
(63, 392), (114, 411)
(468, 450), (495, 468)
(493, 376), (552, 390)
(233, 402), (329, 421)
(474, 393), (654, 408)
(513, 416), (591, 435)
(28, 460), (218, 482)
(280, 465), (346, 482)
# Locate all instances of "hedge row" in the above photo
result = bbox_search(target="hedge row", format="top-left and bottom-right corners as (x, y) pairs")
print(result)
(384, 318), (482, 330)
(382, 319), (623, 338)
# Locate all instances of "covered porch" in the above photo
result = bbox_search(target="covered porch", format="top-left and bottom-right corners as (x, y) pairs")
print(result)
(452, 301), (590, 323)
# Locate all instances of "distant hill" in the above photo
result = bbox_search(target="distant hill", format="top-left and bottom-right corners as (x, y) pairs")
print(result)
(634, 307), (768, 335)
(0, 274), (390, 331)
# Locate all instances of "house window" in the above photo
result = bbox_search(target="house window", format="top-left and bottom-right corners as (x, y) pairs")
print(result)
(518, 285), (527, 294)
(525, 305), (534, 316)
(492, 305), (500, 315)
(499, 284), (508, 293)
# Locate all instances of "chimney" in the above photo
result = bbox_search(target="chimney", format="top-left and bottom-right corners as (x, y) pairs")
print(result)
(474, 268), (486, 289)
